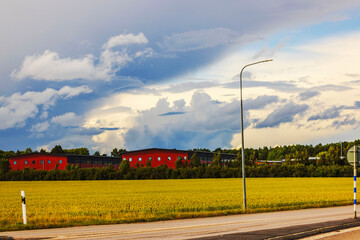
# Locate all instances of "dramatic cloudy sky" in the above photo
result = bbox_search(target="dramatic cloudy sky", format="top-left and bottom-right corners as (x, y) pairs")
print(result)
(1, 0), (360, 153)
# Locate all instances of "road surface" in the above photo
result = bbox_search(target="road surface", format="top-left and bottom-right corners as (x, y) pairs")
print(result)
(1, 205), (359, 240)
(301, 226), (360, 240)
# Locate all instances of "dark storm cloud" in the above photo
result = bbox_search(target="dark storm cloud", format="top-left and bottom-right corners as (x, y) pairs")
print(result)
(256, 102), (309, 128)
(310, 84), (352, 92)
(332, 116), (357, 129)
(244, 95), (279, 110)
(159, 111), (187, 116)
(308, 106), (341, 121)
(223, 80), (299, 92)
(298, 90), (320, 100)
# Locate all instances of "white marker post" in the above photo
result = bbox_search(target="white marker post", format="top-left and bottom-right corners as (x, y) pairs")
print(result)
(21, 191), (27, 224)
(354, 146), (357, 219)
(346, 145), (360, 219)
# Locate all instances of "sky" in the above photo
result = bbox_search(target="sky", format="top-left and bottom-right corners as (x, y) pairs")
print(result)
(1, 0), (360, 153)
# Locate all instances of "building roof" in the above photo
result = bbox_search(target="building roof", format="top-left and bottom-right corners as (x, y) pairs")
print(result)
(9, 152), (65, 159)
(8, 152), (122, 160)
(123, 148), (188, 154)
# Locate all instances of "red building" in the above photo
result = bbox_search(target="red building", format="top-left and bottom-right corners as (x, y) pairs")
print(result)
(8, 148), (237, 171)
(9, 153), (122, 171)
(9, 153), (68, 170)
(122, 148), (189, 168)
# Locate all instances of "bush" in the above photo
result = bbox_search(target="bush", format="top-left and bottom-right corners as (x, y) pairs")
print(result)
(0, 164), (356, 181)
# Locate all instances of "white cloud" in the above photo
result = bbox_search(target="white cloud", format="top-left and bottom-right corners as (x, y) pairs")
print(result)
(134, 47), (155, 58)
(120, 91), (242, 150)
(58, 85), (92, 98)
(30, 121), (49, 133)
(0, 86), (91, 130)
(11, 33), (151, 81)
(92, 129), (127, 153)
(11, 50), (97, 81)
(102, 33), (148, 49)
(38, 134), (97, 153)
(10, 49), (132, 81)
(51, 112), (82, 127)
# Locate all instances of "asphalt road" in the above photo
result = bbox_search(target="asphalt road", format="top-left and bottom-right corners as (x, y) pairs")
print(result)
(1, 205), (359, 240)
(301, 226), (360, 240)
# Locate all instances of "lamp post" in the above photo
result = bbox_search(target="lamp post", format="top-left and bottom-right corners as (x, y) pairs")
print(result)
(240, 59), (273, 210)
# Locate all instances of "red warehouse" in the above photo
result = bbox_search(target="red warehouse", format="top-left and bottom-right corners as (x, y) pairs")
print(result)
(122, 148), (189, 168)
(9, 153), (68, 170)
(8, 148), (237, 171)
(9, 153), (122, 171)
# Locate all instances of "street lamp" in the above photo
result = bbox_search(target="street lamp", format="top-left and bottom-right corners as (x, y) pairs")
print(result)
(240, 59), (273, 210)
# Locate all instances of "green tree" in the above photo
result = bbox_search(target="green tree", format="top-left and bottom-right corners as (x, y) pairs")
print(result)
(175, 159), (182, 169)
(232, 151), (242, 168)
(146, 158), (152, 167)
(193, 148), (211, 152)
(111, 148), (127, 157)
(213, 147), (222, 153)
(212, 152), (222, 167)
(328, 146), (340, 165)
(317, 151), (328, 166)
(175, 157), (187, 169)
(284, 153), (292, 165)
(299, 149), (309, 165)
(93, 151), (100, 156)
(248, 150), (257, 165)
(51, 145), (65, 154)
(24, 147), (33, 154)
(259, 147), (269, 160)
(119, 160), (130, 174)
(63, 147), (90, 155)
(189, 152), (200, 168)
(0, 158), (10, 174)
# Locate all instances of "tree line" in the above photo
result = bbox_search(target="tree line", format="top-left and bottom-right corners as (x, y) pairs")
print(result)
(0, 163), (357, 181)
(0, 139), (357, 163)
(0, 139), (359, 180)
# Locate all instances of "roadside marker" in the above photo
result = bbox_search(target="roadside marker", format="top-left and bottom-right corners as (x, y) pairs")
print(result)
(355, 146), (357, 219)
(21, 191), (27, 224)
(346, 145), (360, 219)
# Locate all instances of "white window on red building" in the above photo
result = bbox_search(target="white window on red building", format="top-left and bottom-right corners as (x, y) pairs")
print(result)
(139, 157), (142, 161)
(184, 156), (187, 160)
(25, 161), (28, 164)
(168, 156), (171, 161)
(129, 158), (132, 162)
(158, 157), (161, 161)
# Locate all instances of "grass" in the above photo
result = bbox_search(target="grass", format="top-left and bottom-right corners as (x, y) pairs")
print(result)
(0, 178), (354, 231)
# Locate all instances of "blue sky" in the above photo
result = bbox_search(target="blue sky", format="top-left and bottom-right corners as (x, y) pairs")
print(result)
(1, 0), (360, 153)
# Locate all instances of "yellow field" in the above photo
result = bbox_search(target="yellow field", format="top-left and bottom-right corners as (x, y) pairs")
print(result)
(0, 178), (354, 231)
